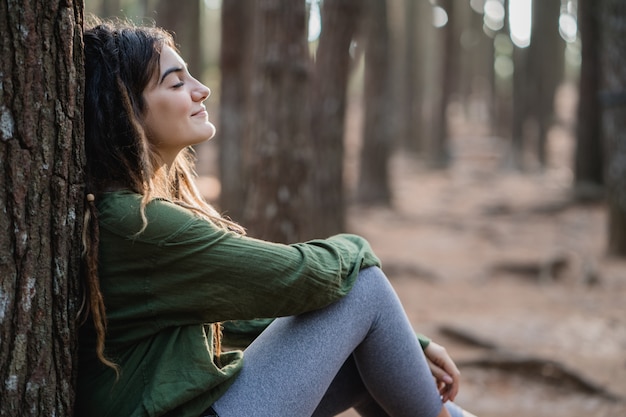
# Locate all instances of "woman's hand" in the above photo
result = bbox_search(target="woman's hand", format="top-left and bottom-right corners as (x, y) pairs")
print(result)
(424, 341), (461, 402)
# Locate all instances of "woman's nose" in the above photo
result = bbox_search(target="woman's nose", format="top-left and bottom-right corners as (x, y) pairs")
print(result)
(193, 82), (210, 101)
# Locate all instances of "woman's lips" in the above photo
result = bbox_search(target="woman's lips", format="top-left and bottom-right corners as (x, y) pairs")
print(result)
(191, 107), (207, 117)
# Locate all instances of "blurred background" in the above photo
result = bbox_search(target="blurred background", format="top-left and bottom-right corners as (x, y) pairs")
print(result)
(87, 1), (625, 416)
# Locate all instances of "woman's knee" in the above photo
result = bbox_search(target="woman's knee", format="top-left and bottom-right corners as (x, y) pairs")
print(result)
(354, 266), (395, 300)
(356, 266), (390, 288)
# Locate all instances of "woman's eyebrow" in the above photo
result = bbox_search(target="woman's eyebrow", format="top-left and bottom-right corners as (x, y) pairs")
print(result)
(159, 66), (184, 84)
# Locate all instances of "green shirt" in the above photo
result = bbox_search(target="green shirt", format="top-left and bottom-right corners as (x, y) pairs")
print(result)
(76, 191), (383, 417)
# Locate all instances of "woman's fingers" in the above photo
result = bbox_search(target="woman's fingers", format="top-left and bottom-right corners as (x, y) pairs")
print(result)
(424, 342), (461, 402)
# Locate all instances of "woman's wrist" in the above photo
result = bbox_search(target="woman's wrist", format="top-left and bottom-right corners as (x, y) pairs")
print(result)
(416, 332), (431, 350)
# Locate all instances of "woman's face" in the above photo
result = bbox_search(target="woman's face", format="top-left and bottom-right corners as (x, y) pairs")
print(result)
(142, 45), (215, 164)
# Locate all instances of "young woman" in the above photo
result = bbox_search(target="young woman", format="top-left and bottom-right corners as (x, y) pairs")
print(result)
(77, 19), (476, 417)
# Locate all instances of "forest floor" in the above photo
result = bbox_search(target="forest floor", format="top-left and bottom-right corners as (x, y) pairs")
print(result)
(199, 85), (626, 417)
(336, 89), (626, 417)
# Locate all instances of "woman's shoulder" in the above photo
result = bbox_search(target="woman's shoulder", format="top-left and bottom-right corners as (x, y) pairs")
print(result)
(97, 190), (203, 240)
(98, 190), (188, 215)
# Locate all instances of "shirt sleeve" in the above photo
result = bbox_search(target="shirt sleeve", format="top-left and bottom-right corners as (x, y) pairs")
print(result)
(221, 318), (275, 348)
(416, 333), (431, 349)
(156, 218), (381, 323)
(98, 197), (382, 334)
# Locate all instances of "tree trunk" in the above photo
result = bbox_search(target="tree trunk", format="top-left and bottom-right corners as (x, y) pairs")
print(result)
(357, 0), (393, 205)
(510, 46), (531, 170)
(386, 0), (406, 151)
(100, 0), (121, 18)
(400, 0), (432, 153)
(493, 0), (513, 142)
(574, 0), (604, 194)
(599, 0), (626, 256)
(309, 0), (361, 237)
(462, 5), (494, 128)
(455, 2), (473, 113)
(219, 0), (255, 222)
(0, 1), (84, 415)
(431, 0), (454, 168)
(154, 0), (202, 78)
(529, 0), (564, 167)
(242, 0), (314, 242)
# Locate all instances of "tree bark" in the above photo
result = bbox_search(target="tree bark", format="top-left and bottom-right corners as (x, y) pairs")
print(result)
(492, 0), (513, 142)
(510, 45), (531, 170)
(242, 0), (314, 242)
(462, 5), (495, 129)
(219, 0), (255, 222)
(575, 0), (604, 193)
(100, 0), (121, 19)
(528, 0), (565, 166)
(309, 0), (361, 236)
(0, 1), (84, 415)
(357, 0), (393, 205)
(599, 0), (626, 256)
(154, 0), (202, 78)
(431, 0), (455, 168)
(400, 0), (432, 153)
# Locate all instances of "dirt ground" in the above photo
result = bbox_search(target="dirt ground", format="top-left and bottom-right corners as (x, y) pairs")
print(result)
(199, 85), (625, 417)
(335, 92), (626, 416)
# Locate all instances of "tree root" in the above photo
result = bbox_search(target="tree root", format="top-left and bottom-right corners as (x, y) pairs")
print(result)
(439, 324), (623, 401)
(458, 353), (622, 401)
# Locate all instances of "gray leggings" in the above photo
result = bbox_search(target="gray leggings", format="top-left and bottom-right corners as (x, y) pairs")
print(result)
(212, 267), (463, 417)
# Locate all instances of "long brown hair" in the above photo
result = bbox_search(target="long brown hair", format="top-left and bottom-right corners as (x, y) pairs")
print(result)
(81, 18), (243, 373)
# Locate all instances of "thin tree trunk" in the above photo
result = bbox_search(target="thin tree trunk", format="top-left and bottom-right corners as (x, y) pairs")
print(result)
(510, 46), (530, 170)
(431, 0), (454, 168)
(154, 0), (202, 77)
(599, 0), (626, 255)
(465, 5), (494, 129)
(242, 0), (314, 242)
(100, 0), (121, 18)
(309, 0), (361, 237)
(402, 0), (432, 153)
(0, 1), (84, 415)
(575, 0), (604, 194)
(357, 0), (393, 204)
(456, 2), (473, 113)
(219, 0), (255, 222)
(529, 0), (564, 167)
(493, 0), (513, 142)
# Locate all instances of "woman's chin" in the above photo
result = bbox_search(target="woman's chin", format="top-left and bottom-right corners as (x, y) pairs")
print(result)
(204, 123), (217, 141)
(195, 125), (216, 144)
